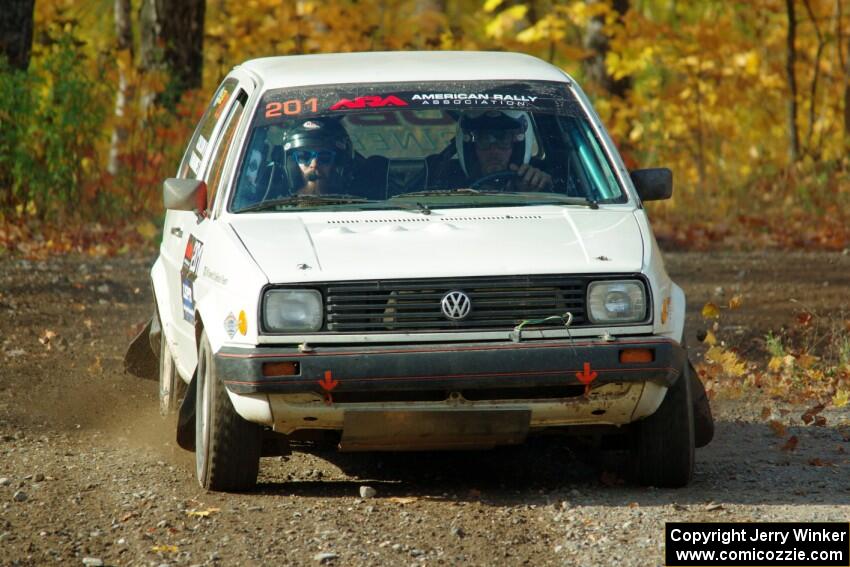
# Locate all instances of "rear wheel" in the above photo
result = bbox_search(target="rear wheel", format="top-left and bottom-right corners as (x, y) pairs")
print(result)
(158, 330), (184, 416)
(633, 364), (695, 488)
(195, 330), (262, 491)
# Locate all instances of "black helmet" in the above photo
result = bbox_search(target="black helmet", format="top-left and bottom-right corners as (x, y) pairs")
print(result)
(456, 110), (532, 178)
(282, 118), (354, 191)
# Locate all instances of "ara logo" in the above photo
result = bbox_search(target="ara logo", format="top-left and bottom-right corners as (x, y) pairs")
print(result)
(329, 95), (408, 111)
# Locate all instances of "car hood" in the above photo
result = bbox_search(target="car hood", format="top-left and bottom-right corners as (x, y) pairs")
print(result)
(229, 206), (644, 283)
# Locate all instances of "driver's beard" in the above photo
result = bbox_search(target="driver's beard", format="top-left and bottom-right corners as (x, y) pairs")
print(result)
(480, 160), (506, 174)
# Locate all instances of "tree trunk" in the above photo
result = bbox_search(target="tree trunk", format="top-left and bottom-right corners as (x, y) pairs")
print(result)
(800, 0), (823, 155)
(582, 0), (631, 99)
(0, 0), (35, 71)
(139, 0), (206, 110)
(785, 0), (800, 163)
(108, 0), (135, 175)
(845, 25), (850, 150)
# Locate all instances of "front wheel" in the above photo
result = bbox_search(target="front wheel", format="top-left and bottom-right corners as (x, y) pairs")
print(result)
(632, 365), (695, 488)
(195, 330), (262, 491)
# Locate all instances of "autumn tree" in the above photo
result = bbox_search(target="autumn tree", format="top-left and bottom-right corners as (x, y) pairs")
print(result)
(785, 0), (800, 162)
(108, 0), (134, 175)
(139, 0), (206, 110)
(583, 0), (631, 99)
(0, 0), (35, 70)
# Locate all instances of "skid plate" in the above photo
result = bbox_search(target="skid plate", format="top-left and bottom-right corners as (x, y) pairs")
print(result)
(339, 409), (531, 451)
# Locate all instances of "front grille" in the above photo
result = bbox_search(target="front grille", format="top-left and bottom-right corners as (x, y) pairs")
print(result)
(321, 275), (591, 333)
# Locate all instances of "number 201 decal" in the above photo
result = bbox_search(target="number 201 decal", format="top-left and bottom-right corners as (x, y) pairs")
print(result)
(265, 98), (318, 118)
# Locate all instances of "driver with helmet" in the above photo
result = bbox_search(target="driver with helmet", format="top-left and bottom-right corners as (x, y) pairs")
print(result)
(281, 118), (357, 195)
(452, 110), (552, 191)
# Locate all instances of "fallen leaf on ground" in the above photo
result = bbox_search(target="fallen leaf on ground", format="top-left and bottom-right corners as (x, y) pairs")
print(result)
(388, 497), (418, 504)
(781, 435), (799, 452)
(808, 458), (833, 467)
(768, 420), (786, 437)
(186, 507), (220, 517)
(701, 302), (720, 319)
(151, 544), (179, 553)
(801, 404), (825, 424)
(796, 311), (813, 327)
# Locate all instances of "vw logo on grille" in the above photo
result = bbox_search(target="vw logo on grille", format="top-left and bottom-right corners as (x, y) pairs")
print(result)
(441, 290), (472, 320)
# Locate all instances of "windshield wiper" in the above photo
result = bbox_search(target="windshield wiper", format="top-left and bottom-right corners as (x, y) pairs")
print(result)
(391, 190), (600, 209)
(383, 200), (431, 215)
(236, 194), (370, 213)
(533, 194), (600, 209)
(391, 188), (486, 198)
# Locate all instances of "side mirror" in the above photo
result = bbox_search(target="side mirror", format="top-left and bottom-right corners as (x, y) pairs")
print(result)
(630, 168), (673, 201)
(163, 178), (207, 213)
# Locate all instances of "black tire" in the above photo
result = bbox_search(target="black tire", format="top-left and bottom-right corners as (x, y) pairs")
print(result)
(689, 362), (714, 448)
(633, 365), (695, 488)
(195, 330), (262, 491)
(158, 329), (185, 416)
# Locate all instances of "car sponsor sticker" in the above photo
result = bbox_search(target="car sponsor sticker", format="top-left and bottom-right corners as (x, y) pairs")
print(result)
(202, 265), (228, 285)
(180, 236), (204, 324)
(255, 80), (575, 127)
(411, 93), (538, 107)
(265, 98), (319, 118)
(224, 312), (237, 338)
(182, 280), (195, 324)
(329, 95), (408, 111)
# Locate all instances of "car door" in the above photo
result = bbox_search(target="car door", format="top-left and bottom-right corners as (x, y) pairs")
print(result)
(161, 76), (252, 375)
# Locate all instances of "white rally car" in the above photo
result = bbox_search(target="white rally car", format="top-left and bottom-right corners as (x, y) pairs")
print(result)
(126, 51), (713, 491)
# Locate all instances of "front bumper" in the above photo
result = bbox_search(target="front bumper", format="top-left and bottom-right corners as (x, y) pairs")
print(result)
(216, 336), (685, 397)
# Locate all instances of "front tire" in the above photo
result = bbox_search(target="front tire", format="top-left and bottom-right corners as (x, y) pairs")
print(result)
(195, 330), (262, 491)
(633, 364), (695, 488)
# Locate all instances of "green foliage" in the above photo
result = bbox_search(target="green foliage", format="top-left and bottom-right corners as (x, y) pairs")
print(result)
(0, 29), (106, 221)
(765, 332), (786, 359)
(0, 60), (36, 212)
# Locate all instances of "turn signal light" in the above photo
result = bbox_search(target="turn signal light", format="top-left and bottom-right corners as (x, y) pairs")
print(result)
(619, 348), (654, 363)
(262, 361), (300, 376)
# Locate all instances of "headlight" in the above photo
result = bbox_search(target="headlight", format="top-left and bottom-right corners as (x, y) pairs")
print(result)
(587, 280), (647, 324)
(262, 289), (323, 332)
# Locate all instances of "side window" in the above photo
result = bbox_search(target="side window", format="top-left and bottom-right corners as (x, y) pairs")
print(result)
(205, 91), (247, 212)
(177, 78), (239, 179)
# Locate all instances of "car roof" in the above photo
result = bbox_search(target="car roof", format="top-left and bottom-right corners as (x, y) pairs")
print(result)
(237, 51), (572, 90)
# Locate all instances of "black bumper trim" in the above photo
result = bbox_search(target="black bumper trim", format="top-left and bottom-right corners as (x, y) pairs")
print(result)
(216, 337), (685, 396)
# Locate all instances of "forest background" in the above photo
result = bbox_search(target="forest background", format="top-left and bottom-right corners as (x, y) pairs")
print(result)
(1, 0), (849, 254)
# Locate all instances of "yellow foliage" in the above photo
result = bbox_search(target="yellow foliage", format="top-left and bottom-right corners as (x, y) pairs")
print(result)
(701, 302), (720, 319)
(833, 389), (850, 408)
(151, 545), (179, 553)
(705, 346), (747, 378)
(483, 0), (504, 13)
(485, 5), (528, 40)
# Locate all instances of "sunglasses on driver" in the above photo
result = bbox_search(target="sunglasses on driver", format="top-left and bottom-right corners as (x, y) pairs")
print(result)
(292, 149), (336, 166)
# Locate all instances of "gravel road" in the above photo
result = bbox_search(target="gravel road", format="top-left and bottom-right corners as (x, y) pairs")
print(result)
(1, 250), (848, 566)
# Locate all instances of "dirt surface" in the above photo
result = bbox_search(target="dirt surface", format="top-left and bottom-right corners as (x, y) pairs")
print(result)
(1, 250), (849, 567)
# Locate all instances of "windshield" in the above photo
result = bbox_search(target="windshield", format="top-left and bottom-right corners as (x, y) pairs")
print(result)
(228, 80), (626, 213)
